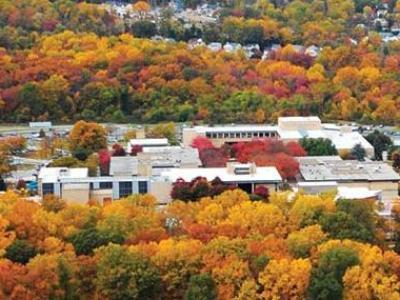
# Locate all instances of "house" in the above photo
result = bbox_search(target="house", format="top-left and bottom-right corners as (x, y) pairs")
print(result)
(305, 45), (321, 58)
(207, 42), (222, 52)
(161, 162), (283, 194)
(223, 42), (242, 53)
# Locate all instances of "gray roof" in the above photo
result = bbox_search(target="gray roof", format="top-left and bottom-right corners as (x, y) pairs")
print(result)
(300, 160), (400, 182)
(110, 156), (138, 176)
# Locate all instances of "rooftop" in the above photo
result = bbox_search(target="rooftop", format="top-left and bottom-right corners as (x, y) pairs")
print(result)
(128, 138), (169, 146)
(187, 124), (277, 134)
(39, 167), (88, 183)
(110, 156), (138, 176)
(300, 160), (400, 182)
(161, 165), (282, 183)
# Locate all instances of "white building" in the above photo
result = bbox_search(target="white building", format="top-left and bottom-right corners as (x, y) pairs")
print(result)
(183, 116), (374, 157)
(127, 138), (169, 153)
(162, 162), (282, 194)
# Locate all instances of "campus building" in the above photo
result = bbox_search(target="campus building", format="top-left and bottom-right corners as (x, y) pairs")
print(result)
(38, 167), (171, 205)
(182, 125), (278, 147)
(38, 162), (283, 205)
(182, 116), (374, 157)
(297, 156), (400, 203)
(161, 162), (283, 194)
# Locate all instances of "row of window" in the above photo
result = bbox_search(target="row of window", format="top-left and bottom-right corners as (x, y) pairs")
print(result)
(205, 131), (277, 139)
(42, 181), (148, 198)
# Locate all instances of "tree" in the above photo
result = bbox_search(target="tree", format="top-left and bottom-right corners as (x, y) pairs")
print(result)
(147, 123), (177, 145)
(349, 143), (365, 161)
(199, 148), (228, 167)
(259, 258), (312, 299)
(69, 121), (107, 158)
(0, 177), (6, 191)
(132, 1), (151, 19)
(308, 247), (360, 300)
(5, 239), (37, 264)
(99, 149), (111, 175)
(0, 152), (12, 177)
(112, 143), (126, 156)
(300, 138), (338, 156)
(69, 227), (121, 256)
(185, 273), (217, 300)
(287, 225), (327, 258)
(191, 136), (214, 152)
(392, 151), (400, 171)
(366, 130), (393, 160)
(286, 141), (307, 156)
(130, 145), (143, 156)
(42, 195), (66, 213)
(95, 243), (161, 300)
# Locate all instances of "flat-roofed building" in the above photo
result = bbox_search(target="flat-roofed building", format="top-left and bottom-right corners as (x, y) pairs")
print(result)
(161, 162), (282, 194)
(183, 117), (374, 158)
(110, 146), (201, 177)
(298, 158), (400, 202)
(182, 125), (278, 147)
(38, 167), (166, 204)
(127, 138), (169, 152)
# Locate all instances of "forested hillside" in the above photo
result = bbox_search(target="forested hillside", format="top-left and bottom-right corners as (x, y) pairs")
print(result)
(0, 0), (400, 124)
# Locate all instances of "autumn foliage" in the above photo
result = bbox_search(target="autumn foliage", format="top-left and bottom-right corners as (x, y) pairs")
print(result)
(0, 189), (396, 299)
(233, 139), (303, 179)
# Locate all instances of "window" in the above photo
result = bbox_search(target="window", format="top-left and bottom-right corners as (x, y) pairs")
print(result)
(89, 182), (94, 190)
(119, 182), (132, 198)
(206, 133), (211, 138)
(138, 181), (148, 194)
(42, 183), (54, 195)
(99, 182), (113, 189)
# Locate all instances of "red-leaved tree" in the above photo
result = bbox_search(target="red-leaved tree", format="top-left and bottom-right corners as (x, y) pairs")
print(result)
(112, 144), (126, 156)
(98, 149), (111, 176)
(191, 136), (214, 151)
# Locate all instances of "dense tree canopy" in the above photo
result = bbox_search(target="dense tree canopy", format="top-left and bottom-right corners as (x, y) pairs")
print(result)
(0, 190), (397, 299)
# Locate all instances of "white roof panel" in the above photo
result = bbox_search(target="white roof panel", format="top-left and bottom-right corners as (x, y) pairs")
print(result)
(161, 166), (282, 183)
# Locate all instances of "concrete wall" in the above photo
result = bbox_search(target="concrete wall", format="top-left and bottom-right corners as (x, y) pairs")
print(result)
(182, 128), (201, 147)
(278, 118), (321, 131)
(61, 183), (90, 204)
(90, 189), (113, 205)
(339, 181), (398, 202)
(149, 181), (173, 204)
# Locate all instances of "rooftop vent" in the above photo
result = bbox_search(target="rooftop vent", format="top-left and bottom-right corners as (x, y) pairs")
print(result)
(234, 166), (251, 175)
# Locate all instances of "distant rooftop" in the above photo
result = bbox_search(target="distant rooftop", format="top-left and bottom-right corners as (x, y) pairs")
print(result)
(110, 156), (138, 176)
(161, 164), (282, 183)
(129, 138), (169, 146)
(188, 125), (277, 134)
(39, 167), (88, 183)
(300, 160), (400, 182)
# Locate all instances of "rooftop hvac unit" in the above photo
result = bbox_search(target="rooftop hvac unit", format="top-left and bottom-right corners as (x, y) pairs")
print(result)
(234, 167), (251, 175)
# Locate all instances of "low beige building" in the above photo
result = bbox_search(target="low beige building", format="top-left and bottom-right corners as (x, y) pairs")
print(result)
(298, 157), (400, 203)
(182, 117), (375, 158)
